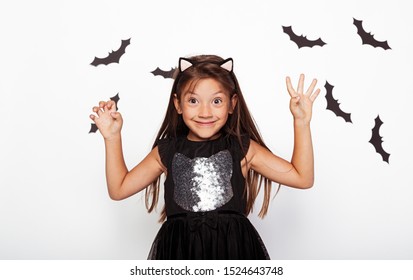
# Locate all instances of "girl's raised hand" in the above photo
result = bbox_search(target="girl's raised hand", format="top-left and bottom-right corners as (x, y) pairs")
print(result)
(89, 100), (123, 140)
(286, 74), (320, 123)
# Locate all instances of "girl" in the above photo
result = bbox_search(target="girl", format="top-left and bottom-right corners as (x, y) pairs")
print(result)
(90, 55), (320, 259)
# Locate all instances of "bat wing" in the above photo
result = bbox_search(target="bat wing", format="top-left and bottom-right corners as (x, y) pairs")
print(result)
(369, 115), (390, 163)
(89, 123), (98, 133)
(110, 93), (120, 110)
(151, 67), (177, 79)
(282, 25), (326, 48)
(353, 18), (391, 50)
(90, 38), (131, 66)
(324, 81), (352, 123)
(90, 57), (106, 66)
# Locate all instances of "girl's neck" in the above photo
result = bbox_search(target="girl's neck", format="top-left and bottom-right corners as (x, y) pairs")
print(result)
(186, 132), (223, 142)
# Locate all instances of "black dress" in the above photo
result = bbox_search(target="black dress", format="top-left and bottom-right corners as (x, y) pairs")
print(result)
(147, 134), (270, 260)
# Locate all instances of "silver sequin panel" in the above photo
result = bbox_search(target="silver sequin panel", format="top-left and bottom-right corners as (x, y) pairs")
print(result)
(172, 150), (233, 212)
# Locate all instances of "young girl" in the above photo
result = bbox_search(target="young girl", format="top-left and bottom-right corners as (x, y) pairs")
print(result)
(90, 54), (320, 259)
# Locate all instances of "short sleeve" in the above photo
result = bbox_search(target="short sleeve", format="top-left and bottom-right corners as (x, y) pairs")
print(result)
(156, 138), (173, 167)
(240, 134), (250, 158)
(228, 134), (250, 161)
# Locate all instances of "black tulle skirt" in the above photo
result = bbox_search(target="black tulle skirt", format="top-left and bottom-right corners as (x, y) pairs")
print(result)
(148, 210), (270, 260)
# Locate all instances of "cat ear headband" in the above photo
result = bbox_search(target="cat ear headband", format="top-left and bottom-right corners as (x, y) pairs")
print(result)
(178, 57), (234, 73)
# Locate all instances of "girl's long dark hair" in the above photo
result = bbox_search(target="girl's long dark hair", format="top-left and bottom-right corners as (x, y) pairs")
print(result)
(146, 54), (274, 222)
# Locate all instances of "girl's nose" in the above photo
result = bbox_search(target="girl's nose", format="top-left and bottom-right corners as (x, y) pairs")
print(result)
(199, 104), (212, 118)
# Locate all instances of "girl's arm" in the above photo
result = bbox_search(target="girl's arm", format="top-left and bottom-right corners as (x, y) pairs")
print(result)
(90, 101), (165, 200)
(103, 135), (165, 200)
(245, 74), (320, 189)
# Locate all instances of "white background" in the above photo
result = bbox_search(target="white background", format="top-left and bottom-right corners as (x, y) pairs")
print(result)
(1, 0), (412, 259)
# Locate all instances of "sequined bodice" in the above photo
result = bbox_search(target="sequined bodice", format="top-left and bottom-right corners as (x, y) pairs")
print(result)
(158, 135), (249, 217)
(172, 150), (233, 212)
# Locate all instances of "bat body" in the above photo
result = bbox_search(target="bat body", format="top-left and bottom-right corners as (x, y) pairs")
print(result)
(369, 115), (390, 163)
(353, 18), (391, 50)
(90, 38), (131, 66)
(282, 26), (326, 48)
(324, 81), (352, 123)
(151, 67), (177, 79)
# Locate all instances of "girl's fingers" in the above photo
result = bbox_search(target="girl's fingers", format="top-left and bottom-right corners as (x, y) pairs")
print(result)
(96, 100), (117, 113)
(286, 76), (298, 98)
(106, 101), (112, 110)
(92, 106), (103, 116)
(305, 79), (318, 96)
(107, 100), (117, 111)
(287, 75), (320, 104)
(110, 111), (121, 119)
(99, 101), (106, 109)
(292, 96), (301, 105)
(297, 74), (304, 94)
(310, 88), (321, 102)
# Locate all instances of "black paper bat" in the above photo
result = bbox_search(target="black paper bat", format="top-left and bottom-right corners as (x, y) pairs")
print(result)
(282, 26), (326, 48)
(151, 67), (177, 79)
(369, 115), (390, 163)
(90, 38), (131, 66)
(110, 93), (120, 110)
(325, 81), (352, 123)
(353, 18), (391, 50)
(89, 123), (98, 133)
(89, 93), (120, 133)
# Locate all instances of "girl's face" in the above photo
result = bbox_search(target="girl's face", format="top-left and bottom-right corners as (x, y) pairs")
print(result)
(174, 78), (237, 141)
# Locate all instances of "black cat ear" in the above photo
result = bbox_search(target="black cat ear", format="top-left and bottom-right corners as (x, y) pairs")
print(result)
(220, 58), (233, 72)
(179, 57), (193, 72)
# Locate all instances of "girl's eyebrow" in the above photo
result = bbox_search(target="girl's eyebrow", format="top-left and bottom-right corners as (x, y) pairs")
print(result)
(186, 91), (225, 96)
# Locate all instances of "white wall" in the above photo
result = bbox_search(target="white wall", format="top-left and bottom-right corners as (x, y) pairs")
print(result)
(1, 0), (412, 259)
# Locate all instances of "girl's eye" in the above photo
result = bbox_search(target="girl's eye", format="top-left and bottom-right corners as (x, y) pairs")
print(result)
(188, 98), (198, 104)
(213, 98), (223, 105)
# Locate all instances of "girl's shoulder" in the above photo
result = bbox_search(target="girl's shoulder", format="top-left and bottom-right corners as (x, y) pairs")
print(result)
(155, 137), (177, 167)
(225, 133), (251, 159)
